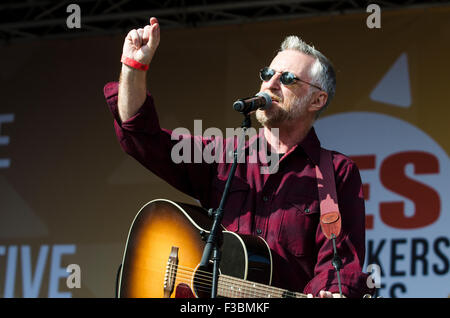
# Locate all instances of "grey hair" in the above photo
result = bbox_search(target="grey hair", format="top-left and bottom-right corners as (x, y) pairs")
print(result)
(280, 35), (336, 118)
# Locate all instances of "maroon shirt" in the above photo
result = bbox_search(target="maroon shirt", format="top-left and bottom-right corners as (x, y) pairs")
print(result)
(104, 82), (373, 298)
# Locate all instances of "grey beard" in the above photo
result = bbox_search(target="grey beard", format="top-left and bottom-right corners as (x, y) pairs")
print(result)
(256, 92), (311, 127)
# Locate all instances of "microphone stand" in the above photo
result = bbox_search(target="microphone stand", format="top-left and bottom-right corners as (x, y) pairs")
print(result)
(198, 112), (252, 298)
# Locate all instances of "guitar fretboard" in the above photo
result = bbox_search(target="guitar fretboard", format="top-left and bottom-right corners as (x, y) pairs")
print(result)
(217, 274), (307, 298)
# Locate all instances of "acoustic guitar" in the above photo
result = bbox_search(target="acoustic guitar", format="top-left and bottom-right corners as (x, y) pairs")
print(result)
(117, 199), (309, 298)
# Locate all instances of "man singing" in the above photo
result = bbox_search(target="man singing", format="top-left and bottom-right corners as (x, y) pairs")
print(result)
(104, 17), (373, 298)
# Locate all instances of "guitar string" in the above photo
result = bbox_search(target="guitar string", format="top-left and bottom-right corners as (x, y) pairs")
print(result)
(219, 274), (303, 298)
(169, 276), (265, 298)
(166, 265), (278, 298)
(166, 264), (305, 298)
(170, 273), (302, 298)
(166, 268), (253, 298)
(172, 273), (269, 297)
(168, 263), (305, 298)
(173, 263), (304, 297)
(172, 266), (283, 297)
(162, 254), (307, 298)
(168, 274), (285, 298)
(168, 270), (267, 298)
(218, 273), (304, 298)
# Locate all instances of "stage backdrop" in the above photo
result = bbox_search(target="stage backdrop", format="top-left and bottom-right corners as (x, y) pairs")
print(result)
(0, 6), (449, 298)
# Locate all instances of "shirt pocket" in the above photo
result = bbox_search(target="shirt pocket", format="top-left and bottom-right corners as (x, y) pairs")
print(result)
(211, 176), (249, 232)
(277, 195), (320, 257)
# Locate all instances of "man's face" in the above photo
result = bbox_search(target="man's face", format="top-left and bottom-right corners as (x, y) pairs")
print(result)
(256, 50), (317, 127)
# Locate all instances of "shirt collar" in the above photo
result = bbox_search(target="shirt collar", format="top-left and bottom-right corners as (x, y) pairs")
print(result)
(296, 126), (321, 165)
(256, 126), (322, 166)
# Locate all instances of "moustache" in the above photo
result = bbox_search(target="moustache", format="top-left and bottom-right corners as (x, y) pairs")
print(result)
(265, 92), (282, 103)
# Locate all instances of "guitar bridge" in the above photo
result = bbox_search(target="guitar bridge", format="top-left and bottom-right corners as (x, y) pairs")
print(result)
(163, 246), (179, 298)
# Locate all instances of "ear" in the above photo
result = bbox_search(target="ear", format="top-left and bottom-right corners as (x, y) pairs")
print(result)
(308, 90), (328, 114)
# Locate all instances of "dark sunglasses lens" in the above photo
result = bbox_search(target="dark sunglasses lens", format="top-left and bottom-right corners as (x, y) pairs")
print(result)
(281, 72), (296, 85)
(260, 67), (274, 81)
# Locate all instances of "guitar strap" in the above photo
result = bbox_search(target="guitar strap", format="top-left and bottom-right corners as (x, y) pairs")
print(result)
(315, 148), (342, 239)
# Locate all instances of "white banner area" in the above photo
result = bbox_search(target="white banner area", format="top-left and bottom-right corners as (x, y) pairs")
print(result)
(316, 112), (450, 298)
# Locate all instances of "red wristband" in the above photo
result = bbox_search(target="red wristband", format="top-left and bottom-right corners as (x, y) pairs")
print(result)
(121, 55), (149, 71)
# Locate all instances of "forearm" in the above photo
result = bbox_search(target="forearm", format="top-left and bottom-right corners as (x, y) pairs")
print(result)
(118, 64), (148, 122)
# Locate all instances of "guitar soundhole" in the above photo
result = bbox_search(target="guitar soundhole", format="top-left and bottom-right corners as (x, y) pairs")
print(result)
(192, 264), (214, 298)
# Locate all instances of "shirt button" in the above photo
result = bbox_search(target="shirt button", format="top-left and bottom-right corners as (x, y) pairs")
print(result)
(263, 196), (269, 202)
(305, 208), (311, 213)
(256, 229), (262, 235)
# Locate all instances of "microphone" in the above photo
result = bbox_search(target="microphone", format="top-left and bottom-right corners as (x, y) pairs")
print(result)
(233, 92), (272, 113)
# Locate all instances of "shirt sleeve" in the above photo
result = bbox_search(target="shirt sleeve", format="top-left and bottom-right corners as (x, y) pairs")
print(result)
(103, 81), (218, 207)
(303, 155), (375, 298)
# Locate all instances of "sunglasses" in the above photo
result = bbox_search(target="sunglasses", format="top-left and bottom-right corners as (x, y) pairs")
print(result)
(259, 67), (322, 91)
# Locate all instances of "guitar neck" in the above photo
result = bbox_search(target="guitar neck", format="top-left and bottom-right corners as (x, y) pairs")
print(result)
(217, 274), (307, 298)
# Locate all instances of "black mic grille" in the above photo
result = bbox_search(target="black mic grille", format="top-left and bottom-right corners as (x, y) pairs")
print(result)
(233, 92), (272, 113)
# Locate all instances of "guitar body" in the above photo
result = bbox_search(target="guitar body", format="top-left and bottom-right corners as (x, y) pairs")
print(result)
(118, 199), (273, 298)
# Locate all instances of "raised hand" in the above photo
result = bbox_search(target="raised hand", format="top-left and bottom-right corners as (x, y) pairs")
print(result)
(122, 17), (160, 66)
